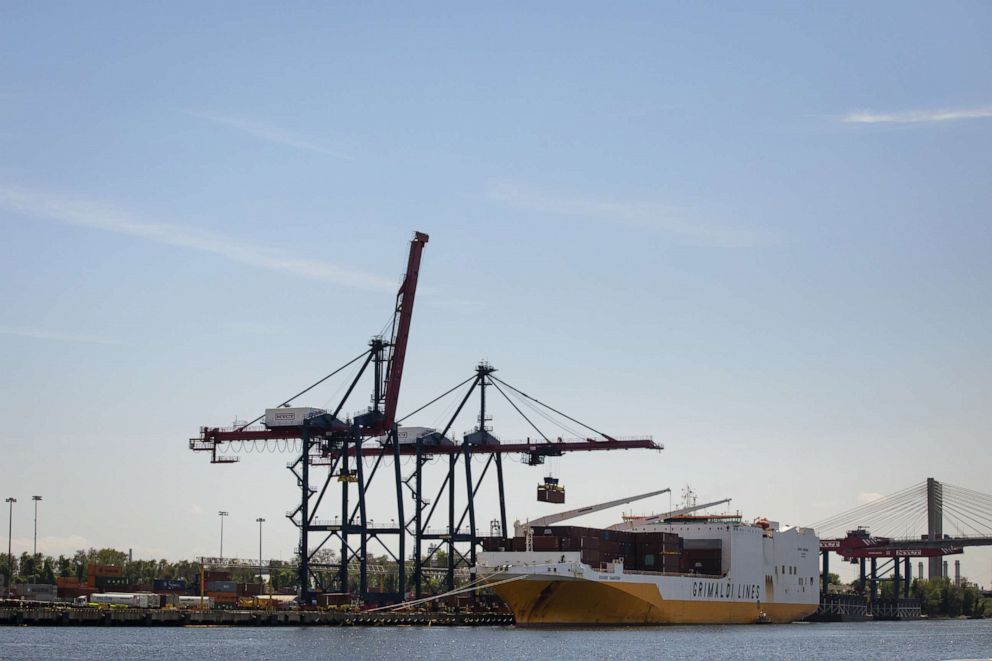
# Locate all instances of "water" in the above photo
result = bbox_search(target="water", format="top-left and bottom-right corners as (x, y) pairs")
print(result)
(1, 620), (990, 660)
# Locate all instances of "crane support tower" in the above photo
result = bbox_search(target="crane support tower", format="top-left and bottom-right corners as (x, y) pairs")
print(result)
(190, 231), (662, 604)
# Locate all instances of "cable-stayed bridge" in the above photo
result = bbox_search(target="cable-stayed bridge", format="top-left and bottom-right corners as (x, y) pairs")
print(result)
(808, 478), (992, 619)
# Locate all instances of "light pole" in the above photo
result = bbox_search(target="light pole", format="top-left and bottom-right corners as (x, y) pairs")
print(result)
(218, 511), (229, 560)
(5, 497), (15, 591)
(32, 496), (42, 556)
(256, 517), (265, 588)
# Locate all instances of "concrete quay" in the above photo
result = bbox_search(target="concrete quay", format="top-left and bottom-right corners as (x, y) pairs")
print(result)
(0, 607), (514, 627)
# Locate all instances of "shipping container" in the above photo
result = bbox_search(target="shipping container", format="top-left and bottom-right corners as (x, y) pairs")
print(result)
(87, 564), (124, 578)
(206, 580), (237, 593)
(153, 579), (187, 592)
(531, 536), (559, 552)
(206, 591), (239, 605)
(95, 576), (128, 589)
(481, 537), (511, 552)
(580, 536), (600, 550)
(89, 592), (160, 608)
(13, 584), (57, 601)
(264, 407), (327, 428)
(177, 595), (213, 609)
(237, 583), (263, 597)
(318, 593), (351, 607)
(580, 550), (600, 566)
(203, 571), (232, 583)
(57, 585), (95, 599)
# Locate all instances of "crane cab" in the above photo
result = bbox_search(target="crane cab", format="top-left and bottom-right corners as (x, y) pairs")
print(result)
(537, 476), (565, 504)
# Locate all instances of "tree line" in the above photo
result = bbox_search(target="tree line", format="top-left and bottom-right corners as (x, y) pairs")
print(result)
(3, 547), (459, 596)
(0, 549), (298, 590)
(823, 571), (986, 618)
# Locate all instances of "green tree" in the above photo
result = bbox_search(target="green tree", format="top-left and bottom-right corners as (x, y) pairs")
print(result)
(0, 553), (15, 587)
(56, 555), (72, 578)
(40, 557), (56, 585)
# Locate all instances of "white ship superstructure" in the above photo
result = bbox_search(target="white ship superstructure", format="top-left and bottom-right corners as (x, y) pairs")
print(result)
(477, 512), (819, 625)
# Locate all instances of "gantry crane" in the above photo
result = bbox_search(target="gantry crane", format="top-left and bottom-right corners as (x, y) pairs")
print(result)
(191, 230), (663, 603)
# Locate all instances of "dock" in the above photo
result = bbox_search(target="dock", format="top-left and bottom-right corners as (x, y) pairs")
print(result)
(0, 607), (514, 627)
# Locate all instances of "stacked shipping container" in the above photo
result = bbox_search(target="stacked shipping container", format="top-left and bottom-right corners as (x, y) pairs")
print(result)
(202, 571), (238, 606)
(483, 526), (684, 572)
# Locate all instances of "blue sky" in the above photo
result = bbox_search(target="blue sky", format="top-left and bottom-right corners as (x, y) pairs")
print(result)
(1, 3), (990, 585)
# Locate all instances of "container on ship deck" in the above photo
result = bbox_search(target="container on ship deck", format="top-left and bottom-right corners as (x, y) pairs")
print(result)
(580, 550), (600, 566)
(531, 536), (559, 552)
(600, 540), (621, 555)
(482, 537), (511, 552)
(579, 536), (600, 550)
(600, 529), (631, 543)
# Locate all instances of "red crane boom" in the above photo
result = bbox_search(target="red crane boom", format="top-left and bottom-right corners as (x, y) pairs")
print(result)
(373, 231), (429, 435)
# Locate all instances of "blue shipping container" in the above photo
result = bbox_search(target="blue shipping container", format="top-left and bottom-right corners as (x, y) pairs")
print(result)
(153, 579), (187, 591)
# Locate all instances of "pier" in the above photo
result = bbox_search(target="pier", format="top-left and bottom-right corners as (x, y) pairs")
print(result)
(0, 607), (514, 627)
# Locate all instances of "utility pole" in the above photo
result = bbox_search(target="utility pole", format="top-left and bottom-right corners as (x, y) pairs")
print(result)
(5, 497), (15, 592)
(32, 496), (42, 556)
(256, 518), (265, 588)
(218, 511), (229, 560)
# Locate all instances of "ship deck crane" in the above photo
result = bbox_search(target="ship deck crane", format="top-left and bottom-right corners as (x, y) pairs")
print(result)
(515, 488), (671, 539)
(609, 497), (734, 529)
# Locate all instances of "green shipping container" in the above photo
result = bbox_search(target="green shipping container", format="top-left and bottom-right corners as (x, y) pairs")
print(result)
(95, 576), (127, 588)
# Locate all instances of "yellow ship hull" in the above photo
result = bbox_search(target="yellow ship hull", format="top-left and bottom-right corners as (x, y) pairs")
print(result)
(493, 578), (817, 626)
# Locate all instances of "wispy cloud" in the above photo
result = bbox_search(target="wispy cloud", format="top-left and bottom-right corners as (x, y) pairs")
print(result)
(488, 182), (774, 248)
(0, 185), (395, 291)
(184, 109), (347, 157)
(857, 492), (883, 505)
(842, 105), (992, 124)
(0, 324), (118, 345)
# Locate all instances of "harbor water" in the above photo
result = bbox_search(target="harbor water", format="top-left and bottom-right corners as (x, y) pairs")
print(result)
(1, 620), (990, 660)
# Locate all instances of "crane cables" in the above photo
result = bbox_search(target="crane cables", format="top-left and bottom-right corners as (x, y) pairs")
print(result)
(490, 375), (614, 441)
(395, 370), (616, 445)
(234, 348), (372, 432)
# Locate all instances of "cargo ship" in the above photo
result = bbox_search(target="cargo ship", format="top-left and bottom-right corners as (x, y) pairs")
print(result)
(476, 497), (819, 626)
